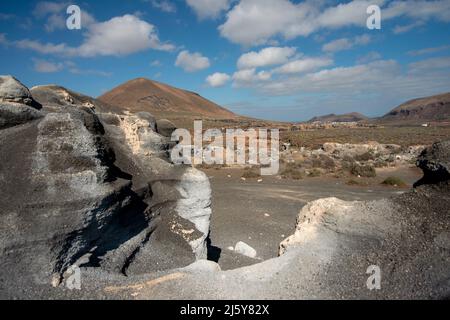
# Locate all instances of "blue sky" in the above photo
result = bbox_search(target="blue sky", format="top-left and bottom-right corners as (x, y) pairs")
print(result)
(1, 0), (450, 121)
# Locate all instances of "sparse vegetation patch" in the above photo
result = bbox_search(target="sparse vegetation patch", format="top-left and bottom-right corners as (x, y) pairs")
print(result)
(382, 176), (407, 187)
(350, 164), (377, 178)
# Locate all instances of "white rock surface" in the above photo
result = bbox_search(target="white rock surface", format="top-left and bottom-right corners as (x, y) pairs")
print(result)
(182, 259), (221, 273)
(175, 167), (212, 260)
(0, 75), (40, 108)
(234, 241), (257, 258)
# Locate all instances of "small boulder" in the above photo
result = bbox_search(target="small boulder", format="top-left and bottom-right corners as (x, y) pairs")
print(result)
(136, 112), (156, 131)
(415, 140), (450, 186)
(183, 260), (221, 273)
(0, 102), (42, 129)
(156, 119), (177, 137)
(234, 241), (257, 258)
(0, 75), (41, 109)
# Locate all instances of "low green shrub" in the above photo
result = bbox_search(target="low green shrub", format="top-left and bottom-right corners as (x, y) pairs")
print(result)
(281, 166), (303, 180)
(354, 151), (376, 162)
(350, 164), (377, 178)
(242, 168), (261, 179)
(381, 176), (407, 187)
(308, 168), (322, 177)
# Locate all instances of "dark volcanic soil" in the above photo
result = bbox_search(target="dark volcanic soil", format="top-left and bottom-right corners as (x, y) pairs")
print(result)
(202, 166), (423, 270)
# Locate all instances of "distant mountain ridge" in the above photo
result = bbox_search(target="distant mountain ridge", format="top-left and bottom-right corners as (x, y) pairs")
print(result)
(308, 112), (368, 123)
(381, 92), (450, 123)
(98, 78), (236, 120)
(306, 92), (450, 125)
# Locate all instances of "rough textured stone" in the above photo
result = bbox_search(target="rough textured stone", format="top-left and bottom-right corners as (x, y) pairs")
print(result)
(0, 75), (41, 109)
(3, 77), (447, 300)
(182, 259), (221, 273)
(0, 101), (139, 296)
(0, 79), (212, 298)
(415, 140), (450, 186)
(235, 241), (257, 258)
(136, 112), (156, 131)
(155, 119), (177, 137)
(31, 84), (123, 114)
(0, 102), (42, 129)
(95, 109), (212, 274)
(277, 143), (450, 299)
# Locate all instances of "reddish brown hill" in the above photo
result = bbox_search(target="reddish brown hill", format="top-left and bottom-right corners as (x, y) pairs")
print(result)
(381, 92), (450, 124)
(98, 78), (236, 121)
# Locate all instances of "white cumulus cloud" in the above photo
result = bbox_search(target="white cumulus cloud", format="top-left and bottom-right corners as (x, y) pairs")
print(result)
(77, 15), (175, 57)
(242, 57), (450, 105)
(219, 0), (450, 46)
(206, 72), (231, 87)
(232, 68), (271, 87)
(274, 57), (333, 74)
(237, 47), (297, 69)
(219, 0), (379, 46)
(14, 14), (175, 57)
(186, 0), (231, 19)
(175, 50), (211, 72)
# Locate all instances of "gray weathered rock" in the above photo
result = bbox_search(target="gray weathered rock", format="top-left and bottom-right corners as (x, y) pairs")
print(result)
(278, 143), (450, 299)
(97, 111), (212, 272)
(415, 140), (450, 186)
(0, 79), (213, 298)
(136, 112), (156, 131)
(0, 100), (138, 296)
(156, 118), (177, 137)
(0, 75), (41, 109)
(0, 102), (42, 129)
(182, 259), (221, 273)
(235, 241), (257, 258)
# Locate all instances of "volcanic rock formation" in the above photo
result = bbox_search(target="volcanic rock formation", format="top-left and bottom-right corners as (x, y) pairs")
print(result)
(0, 76), (212, 298)
(1, 75), (448, 300)
(279, 140), (450, 299)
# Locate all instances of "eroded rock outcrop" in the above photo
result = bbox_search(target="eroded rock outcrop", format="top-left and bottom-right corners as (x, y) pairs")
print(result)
(97, 111), (212, 272)
(0, 100), (133, 295)
(0, 76), (43, 129)
(279, 140), (450, 299)
(155, 118), (177, 137)
(0, 77), (212, 297)
(0, 75), (42, 108)
(415, 140), (450, 186)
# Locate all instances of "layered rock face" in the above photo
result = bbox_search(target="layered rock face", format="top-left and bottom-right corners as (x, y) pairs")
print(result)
(0, 76), (42, 129)
(415, 140), (450, 186)
(279, 140), (450, 299)
(0, 76), (212, 298)
(0, 76), (42, 108)
(85, 141), (449, 299)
